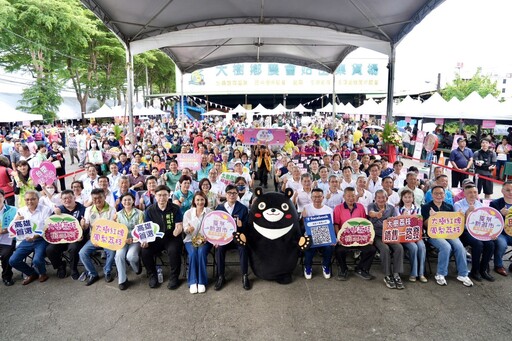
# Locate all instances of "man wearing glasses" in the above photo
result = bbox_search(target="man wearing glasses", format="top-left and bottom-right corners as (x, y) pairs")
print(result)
(9, 190), (53, 285)
(141, 185), (183, 289)
(79, 188), (117, 286)
(46, 190), (86, 280)
(214, 184), (251, 291)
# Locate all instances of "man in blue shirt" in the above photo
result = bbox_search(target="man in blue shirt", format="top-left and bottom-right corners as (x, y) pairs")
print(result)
(449, 137), (474, 188)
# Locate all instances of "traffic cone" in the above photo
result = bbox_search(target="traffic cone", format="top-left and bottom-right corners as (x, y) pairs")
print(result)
(439, 151), (445, 166)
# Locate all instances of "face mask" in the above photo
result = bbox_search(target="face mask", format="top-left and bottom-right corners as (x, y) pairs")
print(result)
(277, 156), (282, 160)
(91, 143), (97, 147)
(109, 136), (115, 140)
(237, 185), (245, 192)
(46, 188), (55, 195)
(145, 155), (151, 160)
(173, 140), (178, 144)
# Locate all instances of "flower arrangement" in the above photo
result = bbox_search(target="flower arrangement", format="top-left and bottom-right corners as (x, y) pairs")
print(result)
(382, 122), (402, 147)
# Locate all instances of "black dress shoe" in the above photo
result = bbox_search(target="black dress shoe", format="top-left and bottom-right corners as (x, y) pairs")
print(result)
(57, 261), (67, 279)
(3, 279), (14, 286)
(104, 272), (114, 283)
(480, 271), (495, 282)
(242, 274), (251, 290)
(167, 277), (180, 290)
(214, 276), (226, 291)
(85, 275), (99, 286)
(469, 272), (482, 282)
(119, 281), (128, 290)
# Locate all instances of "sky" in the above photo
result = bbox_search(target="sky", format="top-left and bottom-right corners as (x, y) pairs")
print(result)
(349, 0), (512, 93)
(2, 0), (512, 96)
(394, 0), (512, 90)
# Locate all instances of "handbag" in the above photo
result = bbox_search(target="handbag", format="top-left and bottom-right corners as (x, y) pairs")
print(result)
(191, 212), (206, 248)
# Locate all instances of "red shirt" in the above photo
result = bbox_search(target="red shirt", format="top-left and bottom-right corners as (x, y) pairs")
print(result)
(333, 202), (367, 227)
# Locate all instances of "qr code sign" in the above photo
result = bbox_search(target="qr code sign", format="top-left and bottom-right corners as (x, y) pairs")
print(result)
(311, 226), (333, 245)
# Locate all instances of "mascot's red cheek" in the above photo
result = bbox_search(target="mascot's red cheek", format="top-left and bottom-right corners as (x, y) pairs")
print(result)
(255, 213), (262, 218)
(285, 214), (292, 219)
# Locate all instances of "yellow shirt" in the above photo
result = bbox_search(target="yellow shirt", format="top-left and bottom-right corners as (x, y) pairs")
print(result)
(283, 140), (295, 154)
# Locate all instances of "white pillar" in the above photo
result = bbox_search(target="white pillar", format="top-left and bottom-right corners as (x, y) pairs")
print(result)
(126, 45), (134, 139)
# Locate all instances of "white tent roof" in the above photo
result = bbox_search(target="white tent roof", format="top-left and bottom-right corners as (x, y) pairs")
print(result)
(272, 103), (289, 114)
(229, 104), (249, 114)
(291, 103), (312, 113)
(393, 96), (423, 117)
(317, 102), (334, 113)
(355, 98), (383, 115)
(343, 102), (357, 115)
(202, 109), (226, 116)
(249, 104), (268, 113)
(420, 92), (447, 118)
(81, 0), (444, 74)
(85, 104), (115, 118)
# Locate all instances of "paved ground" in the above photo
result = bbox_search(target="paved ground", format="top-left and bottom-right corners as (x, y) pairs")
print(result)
(2, 154), (512, 340)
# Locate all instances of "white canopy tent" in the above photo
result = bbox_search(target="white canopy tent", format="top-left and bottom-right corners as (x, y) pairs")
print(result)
(202, 109), (226, 116)
(271, 103), (290, 114)
(0, 101), (43, 122)
(291, 103), (312, 113)
(229, 104), (249, 114)
(393, 95), (423, 117)
(85, 104), (115, 118)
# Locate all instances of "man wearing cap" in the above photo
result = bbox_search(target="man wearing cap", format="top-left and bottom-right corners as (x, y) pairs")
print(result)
(449, 137), (474, 188)
(453, 178), (474, 203)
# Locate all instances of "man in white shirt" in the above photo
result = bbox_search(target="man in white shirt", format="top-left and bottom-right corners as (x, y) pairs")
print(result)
(9, 190), (53, 285)
(382, 176), (400, 207)
(283, 166), (302, 193)
(302, 188), (335, 280)
(81, 165), (100, 200)
(294, 173), (313, 214)
(355, 175), (374, 214)
(398, 172), (425, 207)
(208, 168), (226, 200)
(324, 175), (343, 210)
(391, 161), (406, 190)
(366, 164), (382, 194)
(107, 163), (122, 193)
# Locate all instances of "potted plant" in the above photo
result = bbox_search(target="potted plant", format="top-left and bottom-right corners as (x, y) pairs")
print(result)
(382, 122), (402, 163)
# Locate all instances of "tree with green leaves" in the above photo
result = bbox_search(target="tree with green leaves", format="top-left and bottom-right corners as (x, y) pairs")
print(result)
(0, 0), (96, 121)
(441, 68), (500, 101)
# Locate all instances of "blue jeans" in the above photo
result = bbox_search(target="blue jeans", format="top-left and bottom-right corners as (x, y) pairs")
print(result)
(79, 240), (115, 277)
(428, 238), (468, 277)
(9, 238), (48, 276)
(403, 240), (426, 277)
(115, 243), (141, 284)
(304, 245), (334, 269)
(185, 242), (212, 286)
(496, 159), (507, 180)
(494, 233), (512, 268)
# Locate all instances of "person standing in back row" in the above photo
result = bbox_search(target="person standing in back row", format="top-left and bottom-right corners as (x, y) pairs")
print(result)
(449, 137), (474, 188)
(473, 138), (497, 200)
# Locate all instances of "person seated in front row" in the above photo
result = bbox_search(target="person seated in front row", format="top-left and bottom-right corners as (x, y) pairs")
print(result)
(302, 188), (335, 280)
(368, 190), (405, 289)
(141, 185), (183, 289)
(333, 187), (376, 281)
(421, 185), (473, 287)
(9, 190), (53, 285)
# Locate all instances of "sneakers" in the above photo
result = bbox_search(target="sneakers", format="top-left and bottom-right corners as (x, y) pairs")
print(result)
(456, 275), (474, 287)
(119, 281), (128, 290)
(190, 284), (198, 294)
(104, 272), (114, 283)
(354, 269), (373, 280)
(419, 275), (428, 283)
(304, 267), (312, 280)
(198, 284), (206, 293)
(394, 275), (405, 290)
(322, 266), (331, 279)
(78, 272), (88, 282)
(384, 276), (396, 289)
(71, 272), (80, 281)
(435, 274), (447, 286)
(337, 268), (348, 281)
(408, 276), (417, 282)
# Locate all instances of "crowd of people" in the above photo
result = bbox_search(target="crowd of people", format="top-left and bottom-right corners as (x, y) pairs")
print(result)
(0, 116), (511, 294)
